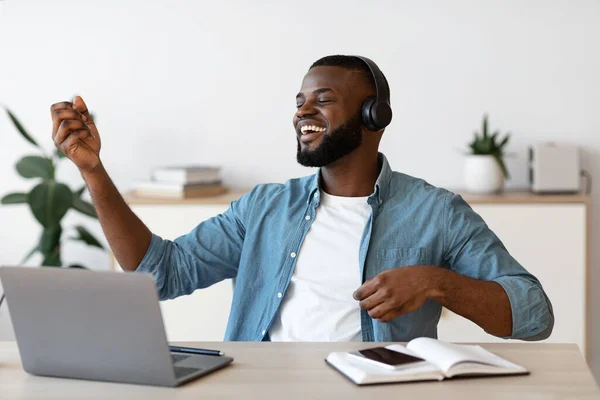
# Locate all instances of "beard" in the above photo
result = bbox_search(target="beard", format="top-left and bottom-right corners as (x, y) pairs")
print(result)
(296, 110), (363, 168)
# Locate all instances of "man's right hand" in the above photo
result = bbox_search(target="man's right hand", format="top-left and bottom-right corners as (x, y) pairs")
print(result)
(51, 96), (102, 173)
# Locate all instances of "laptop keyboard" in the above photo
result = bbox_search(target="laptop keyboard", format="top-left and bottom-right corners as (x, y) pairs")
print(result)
(171, 354), (205, 379)
(174, 366), (203, 379)
(171, 354), (190, 363)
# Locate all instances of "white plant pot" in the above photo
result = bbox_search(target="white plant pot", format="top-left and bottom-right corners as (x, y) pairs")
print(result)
(464, 155), (505, 194)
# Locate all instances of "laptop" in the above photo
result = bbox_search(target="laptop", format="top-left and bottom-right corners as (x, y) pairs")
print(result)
(0, 266), (233, 387)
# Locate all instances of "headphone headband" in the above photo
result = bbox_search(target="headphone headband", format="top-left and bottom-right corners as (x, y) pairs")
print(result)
(352, 56), (390, 106)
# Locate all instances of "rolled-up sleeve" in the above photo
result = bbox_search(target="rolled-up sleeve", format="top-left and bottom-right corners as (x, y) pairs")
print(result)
(443, 193), (554, 340)
(135, 190), (253, 301)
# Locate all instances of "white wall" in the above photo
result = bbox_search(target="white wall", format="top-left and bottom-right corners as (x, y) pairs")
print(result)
(1, 0), (599, 378)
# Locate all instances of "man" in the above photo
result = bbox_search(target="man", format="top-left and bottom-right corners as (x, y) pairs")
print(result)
(51, 55), (553, 342)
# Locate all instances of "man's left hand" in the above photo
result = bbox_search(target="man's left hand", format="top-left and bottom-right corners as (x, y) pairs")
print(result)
(353, 266), (442, 322)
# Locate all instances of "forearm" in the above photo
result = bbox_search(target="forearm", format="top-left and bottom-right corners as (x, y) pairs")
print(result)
(81, 163), (152, 271)
(428, 267), (512, 337)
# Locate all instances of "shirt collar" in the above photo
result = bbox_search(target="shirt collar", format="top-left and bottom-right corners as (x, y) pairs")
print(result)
(307, 152), (392, 206)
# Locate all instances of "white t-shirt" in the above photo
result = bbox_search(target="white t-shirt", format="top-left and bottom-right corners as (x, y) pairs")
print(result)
(269, 190), (372, 341)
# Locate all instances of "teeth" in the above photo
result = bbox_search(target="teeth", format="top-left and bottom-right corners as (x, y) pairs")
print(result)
(300, 125), (326, 134)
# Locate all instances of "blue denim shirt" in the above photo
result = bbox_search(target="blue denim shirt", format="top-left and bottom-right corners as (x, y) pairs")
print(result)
(136, 153), (554, 342)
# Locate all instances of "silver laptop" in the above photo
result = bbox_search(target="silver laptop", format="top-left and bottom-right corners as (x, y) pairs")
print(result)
(0, 266), (233, 387)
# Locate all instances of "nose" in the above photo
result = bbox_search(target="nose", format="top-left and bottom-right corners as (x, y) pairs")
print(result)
(295, 101), (317, 119)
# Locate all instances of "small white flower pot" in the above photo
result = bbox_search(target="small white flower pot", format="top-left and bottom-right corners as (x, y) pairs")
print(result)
(464, 155), (505, 194)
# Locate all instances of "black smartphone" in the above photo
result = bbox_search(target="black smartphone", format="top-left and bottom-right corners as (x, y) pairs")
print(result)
(349, 346), (425, 370)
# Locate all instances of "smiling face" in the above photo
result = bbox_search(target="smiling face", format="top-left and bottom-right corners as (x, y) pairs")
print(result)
(294, 66), (375, 167)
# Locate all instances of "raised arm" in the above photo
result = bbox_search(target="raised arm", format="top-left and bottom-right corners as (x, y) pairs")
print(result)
(51, 96), (153, 271)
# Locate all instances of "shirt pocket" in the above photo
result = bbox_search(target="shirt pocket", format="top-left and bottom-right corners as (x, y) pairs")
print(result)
(376, 247), (432, 270)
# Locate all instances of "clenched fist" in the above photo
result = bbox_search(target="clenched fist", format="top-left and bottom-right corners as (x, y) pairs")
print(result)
(51, 96), (101, 173)
(353, 266), (442, 322)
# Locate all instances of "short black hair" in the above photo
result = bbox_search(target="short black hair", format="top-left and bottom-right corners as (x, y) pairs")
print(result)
(310, 55), (390, 102)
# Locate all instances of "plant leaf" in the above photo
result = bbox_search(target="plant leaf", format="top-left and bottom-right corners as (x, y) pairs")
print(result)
(482, 114), (488, 139)
(491, 131), (499, 144)
(40, 225), (62, 254)
(4, 108), (40, 148)
(481, 137), (493, 153)
(16, 156), (54, 179)
(493, 154), (510, 179)
(28, 182), (73, 228)
(55, 147), (67, 159)
(499, 133), (511, 149)
(68, 264), (88, 269)
(72, 197), (98, 218)
(470, 115), (511, 156)
(74, 185), (87, 198)
(1, 192), (28, 204)
(42, 252), (62, 267)
(20, 243), (39, 264)
(40, 225), (62, 266)
(71, 225), (104, 249)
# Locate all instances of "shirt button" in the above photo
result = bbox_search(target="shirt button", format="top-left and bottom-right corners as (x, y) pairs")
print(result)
(305, 215), (311, 220)
(290, 252), (297, 258)
(277, 292), (283, 298)
(261, 330), (266, 336)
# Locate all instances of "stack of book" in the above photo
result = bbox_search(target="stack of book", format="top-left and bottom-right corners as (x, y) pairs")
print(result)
(131, 165), (228, 199)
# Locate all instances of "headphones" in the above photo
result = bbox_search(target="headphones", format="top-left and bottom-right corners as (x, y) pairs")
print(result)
(352, 56), (393, 132)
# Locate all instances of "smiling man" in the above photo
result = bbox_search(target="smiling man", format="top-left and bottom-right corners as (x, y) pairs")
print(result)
(51, 55), (554, 343)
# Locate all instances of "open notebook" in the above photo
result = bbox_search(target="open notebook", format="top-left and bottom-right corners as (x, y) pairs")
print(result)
(326, 337), (529, 385)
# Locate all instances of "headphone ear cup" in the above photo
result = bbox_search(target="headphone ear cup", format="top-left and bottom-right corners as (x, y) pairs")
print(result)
(372, 102), (392, 130)
(361, 96), (379, 132)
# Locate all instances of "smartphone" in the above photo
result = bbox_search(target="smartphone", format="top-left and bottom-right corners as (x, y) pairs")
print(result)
(348, 346), (426, 370)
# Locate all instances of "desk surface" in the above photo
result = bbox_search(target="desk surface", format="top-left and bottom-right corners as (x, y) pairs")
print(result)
(0, 342), (598, 399)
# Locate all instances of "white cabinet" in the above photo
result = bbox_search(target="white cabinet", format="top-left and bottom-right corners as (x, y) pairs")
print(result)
(116, 191), (590, 359)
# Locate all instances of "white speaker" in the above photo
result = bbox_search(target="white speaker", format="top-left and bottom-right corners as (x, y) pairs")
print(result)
(529, 143), (580, 193)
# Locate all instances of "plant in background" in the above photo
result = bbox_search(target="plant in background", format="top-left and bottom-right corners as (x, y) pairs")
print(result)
(1, 106), (104, 268)
(468, 114), (511, 179)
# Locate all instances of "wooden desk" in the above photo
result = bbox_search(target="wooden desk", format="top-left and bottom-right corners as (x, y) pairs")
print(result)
(0, 342), (598, 399)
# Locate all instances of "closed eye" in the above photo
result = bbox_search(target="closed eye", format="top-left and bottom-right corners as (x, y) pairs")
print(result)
(296, 99), (333, 108)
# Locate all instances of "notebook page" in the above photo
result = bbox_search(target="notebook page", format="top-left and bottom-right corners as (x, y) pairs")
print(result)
(444, 347), (527, 378)
(406, 338), (470, 372)
(453, 346), (524, 369)
(407, 338), (523, 374)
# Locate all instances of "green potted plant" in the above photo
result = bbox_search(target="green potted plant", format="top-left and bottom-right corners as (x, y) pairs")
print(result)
(1, 106), (105, 268)
(465, 114), (511, 194)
